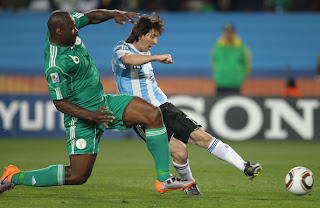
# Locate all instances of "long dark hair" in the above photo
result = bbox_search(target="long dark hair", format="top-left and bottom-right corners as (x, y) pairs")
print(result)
(126, 12), (164, 43)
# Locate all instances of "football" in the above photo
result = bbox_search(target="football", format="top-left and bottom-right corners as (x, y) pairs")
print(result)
(285, 166), (314, 196)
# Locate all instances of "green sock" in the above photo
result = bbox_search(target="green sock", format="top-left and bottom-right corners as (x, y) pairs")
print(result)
(11, 165), (65, 187)
(145, 126), (171, 182)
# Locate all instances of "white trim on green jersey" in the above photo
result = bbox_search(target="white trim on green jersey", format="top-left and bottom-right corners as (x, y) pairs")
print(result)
(49, 44), (57, 67)
(54, 88), (63, 100)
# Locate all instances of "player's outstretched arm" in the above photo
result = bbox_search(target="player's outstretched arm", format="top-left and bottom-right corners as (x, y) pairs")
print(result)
(53, 99), (115, 128)
(121, 54), (174, 66)
(84, 9), (139, 25)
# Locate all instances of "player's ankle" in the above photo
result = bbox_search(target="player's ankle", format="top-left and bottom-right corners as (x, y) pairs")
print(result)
(156, 171), (171, 182)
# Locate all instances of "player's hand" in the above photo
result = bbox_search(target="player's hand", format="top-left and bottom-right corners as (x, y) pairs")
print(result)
(114, 11), (140, 25)
(92, 106), (115, 128)
(158, 54), (174, 64)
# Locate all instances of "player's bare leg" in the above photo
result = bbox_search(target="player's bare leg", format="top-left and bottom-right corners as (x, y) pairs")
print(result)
(122, 97), (164, 128)
(65, 154), (97, 185)
(188, 128), (211, 148)
(170, 138), (188, 165)
(122, 97), (195, 193)
(170, 137), (202, 195)
(188, 128), (262, 179)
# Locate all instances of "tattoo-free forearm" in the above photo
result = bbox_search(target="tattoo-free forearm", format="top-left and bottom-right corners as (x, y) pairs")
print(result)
(53, 99), (94, 121)
(84, 9), (118, 24)
(121, 54), (160, 66)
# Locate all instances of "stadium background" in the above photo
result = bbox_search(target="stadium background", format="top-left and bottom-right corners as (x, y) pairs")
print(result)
(0, 0), (319, 139)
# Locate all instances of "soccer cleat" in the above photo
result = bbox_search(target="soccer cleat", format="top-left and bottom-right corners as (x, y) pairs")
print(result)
(156, 177), (195, 194)
(244, 161), (262, 180)
(0, 178), (14, 194)
(184, 183), (203, 196)
(0, 165), (20, 183)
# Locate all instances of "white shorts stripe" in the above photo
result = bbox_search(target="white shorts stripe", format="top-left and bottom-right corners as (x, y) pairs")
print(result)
(70, 117), (78, 154)
(93, 127), (97, 154)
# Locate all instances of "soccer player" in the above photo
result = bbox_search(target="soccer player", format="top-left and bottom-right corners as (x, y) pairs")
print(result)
(112, 13), (262, 195)
(0, 10), (195, 195)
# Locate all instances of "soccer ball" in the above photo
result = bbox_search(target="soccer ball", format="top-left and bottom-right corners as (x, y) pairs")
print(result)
(285, 166), (314, 195)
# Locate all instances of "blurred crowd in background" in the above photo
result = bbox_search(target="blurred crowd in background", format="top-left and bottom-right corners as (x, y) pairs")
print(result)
(1, 0), (320, 97)
(2, 0), (320, 12)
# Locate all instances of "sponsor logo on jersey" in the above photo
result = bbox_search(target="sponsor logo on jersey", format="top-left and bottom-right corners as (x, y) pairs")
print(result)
(76, 138), (87, 150)
(68, 55), (80, 64)
(50, 72), (60, 83)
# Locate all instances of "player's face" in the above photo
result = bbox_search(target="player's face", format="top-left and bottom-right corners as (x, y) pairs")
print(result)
(138, 29), (159, 52)
(62, 16), (78, 46)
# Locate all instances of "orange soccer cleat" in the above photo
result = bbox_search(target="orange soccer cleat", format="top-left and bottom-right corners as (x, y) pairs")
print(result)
(0, 165), (20, 183)
(156, 177), (195, 194)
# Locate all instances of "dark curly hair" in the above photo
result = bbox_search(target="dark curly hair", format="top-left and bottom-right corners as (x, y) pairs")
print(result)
(126, 12), (164, 43)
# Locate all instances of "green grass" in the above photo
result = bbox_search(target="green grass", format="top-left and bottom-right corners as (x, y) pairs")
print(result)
(1, 139), (319, 208)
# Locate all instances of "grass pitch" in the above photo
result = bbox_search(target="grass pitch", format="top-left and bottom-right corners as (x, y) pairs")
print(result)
(1, 139), (319, 208)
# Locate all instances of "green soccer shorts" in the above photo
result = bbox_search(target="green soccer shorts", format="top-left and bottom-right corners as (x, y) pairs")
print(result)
(66, 94), (135, 155)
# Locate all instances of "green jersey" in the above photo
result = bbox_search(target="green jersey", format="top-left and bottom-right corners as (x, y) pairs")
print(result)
(44, 12), (105, 125)
(212, 36), (251, 89)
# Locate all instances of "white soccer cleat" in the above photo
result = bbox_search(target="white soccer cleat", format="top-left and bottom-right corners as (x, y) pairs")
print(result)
(244, 161), (262, 180)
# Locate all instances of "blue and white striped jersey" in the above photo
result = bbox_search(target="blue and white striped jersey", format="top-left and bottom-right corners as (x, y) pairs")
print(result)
(112, 40), (169, 106)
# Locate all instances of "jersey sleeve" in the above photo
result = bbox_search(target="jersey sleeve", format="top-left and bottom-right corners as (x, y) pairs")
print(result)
(46, 66), (69, 100)
(70, 12), (89, 29)
(115, 44), (133, 59)
(113, 43), (133, 69)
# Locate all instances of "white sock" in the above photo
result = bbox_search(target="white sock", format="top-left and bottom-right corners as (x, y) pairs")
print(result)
(172, 160), (194, 181)
(207, 137), (245, 172)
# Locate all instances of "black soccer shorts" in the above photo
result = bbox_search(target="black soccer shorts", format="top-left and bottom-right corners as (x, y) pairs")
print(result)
(133, 102), (202, 144)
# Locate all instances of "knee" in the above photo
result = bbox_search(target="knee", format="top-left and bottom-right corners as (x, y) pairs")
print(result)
(64, 166), (71, 178)
(171, 150), (188, 164)
(68, 175), (90, 185)
(170, 144), (188, 164)
(66, 171), (92, 185)
(146, 106), (163, 126)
